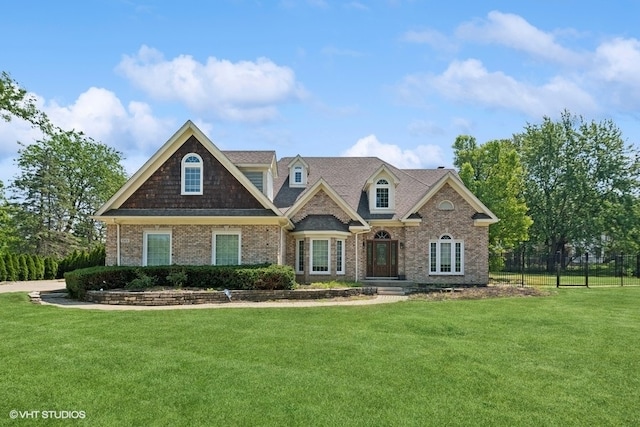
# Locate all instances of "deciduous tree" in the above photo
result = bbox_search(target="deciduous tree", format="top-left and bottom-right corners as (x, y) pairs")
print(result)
(519, 111), (640, 263)
(453, 136), (532, 256)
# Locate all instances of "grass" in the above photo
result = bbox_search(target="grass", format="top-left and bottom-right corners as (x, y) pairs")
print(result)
(1, 288), (639, 426)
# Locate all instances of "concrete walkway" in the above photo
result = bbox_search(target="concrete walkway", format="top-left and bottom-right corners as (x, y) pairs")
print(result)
(0, 280), (408, 310)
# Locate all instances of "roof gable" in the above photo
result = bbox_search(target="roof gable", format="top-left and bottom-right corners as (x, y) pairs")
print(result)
(95, 121), (283, 217)
(402, 171), (498, 224)
(286, 179), (368, 228)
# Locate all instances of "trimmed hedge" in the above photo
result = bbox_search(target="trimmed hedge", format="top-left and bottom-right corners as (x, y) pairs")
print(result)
(65, 264), (296, 299)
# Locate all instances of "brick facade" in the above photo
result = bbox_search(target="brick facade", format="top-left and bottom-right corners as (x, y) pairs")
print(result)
(106, 224), (280, 266)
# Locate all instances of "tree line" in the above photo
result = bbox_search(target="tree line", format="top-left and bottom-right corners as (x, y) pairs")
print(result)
(2, 70), (640, 276)
(0, 71), (127, 260)
(454, 110), (640, 270)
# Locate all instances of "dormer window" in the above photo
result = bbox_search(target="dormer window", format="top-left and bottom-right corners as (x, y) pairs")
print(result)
(288, 156), (308, 188)
(182, 153), (203, 195)
(375, 179), (390, 209)
(294, 166), (303, 185)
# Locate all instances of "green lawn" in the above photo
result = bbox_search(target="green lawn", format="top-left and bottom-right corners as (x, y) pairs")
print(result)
(1, 288), (639, 426)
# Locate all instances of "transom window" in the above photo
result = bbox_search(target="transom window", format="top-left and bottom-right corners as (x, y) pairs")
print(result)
(376, 179), (389, 208)
(429, 234), (464, 275)
(374, 230), (391, 239)
(181, 153), (203, 195)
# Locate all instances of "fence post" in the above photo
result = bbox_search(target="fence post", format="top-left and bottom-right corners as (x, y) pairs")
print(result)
(556, 251), (561, 288)
(585, 252), (589, 288)
(637, 254), (640, 279)
(521, 249), (525, 287)
(621, 253), (624, 287)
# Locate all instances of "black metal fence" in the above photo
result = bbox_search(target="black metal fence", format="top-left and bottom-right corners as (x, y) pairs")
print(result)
(489, 251), (640, 287)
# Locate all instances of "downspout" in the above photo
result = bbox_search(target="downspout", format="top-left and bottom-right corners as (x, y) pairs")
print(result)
(116, 221), (121, 266)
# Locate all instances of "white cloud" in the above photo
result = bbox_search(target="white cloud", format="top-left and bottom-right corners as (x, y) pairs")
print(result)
(0, 87), (176, 184)
(401, 29), (457, 52)
(116, 45), (306, 122)
(456, 11), (585, 65)
(341, 134), (445, 168)
(45, 87), (174, 152)
(399, 59), (597, 117)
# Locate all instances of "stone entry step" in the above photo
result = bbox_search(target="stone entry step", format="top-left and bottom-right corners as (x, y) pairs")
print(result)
(376, 286), (406, 296)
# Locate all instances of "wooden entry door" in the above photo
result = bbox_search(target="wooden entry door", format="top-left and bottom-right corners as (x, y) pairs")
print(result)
(366, 240), (398, 277)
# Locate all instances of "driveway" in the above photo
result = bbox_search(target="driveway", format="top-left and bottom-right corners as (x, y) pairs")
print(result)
(0, 279), (66, 293)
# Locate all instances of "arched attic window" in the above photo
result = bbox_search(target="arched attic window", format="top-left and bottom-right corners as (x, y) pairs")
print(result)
(182, 153), (203, 195)
(438, 200), (455, 211)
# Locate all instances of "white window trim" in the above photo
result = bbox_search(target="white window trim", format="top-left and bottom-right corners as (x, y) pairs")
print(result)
(212, 230), (242, 266)
(143, 230), (172, 266)
(369, 176), (395, 213)
(429, 235), (464, 275)
(289, 163), (307, 188)
(336, 239), (345, 275)
(295, 239), (305, 274)
(181, 153), (203, 195)
(310, 238), (330, 275)
(438, 200), (455, 211)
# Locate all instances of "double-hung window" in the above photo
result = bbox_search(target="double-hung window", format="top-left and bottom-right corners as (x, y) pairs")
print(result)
(213, 232), (241, 266)
(143, 230), (171, 266)
(375, 179), (389, 209)
(310, 239), (330, 274)
(182, 153), (203, 195)
(429, 234), (463, 275)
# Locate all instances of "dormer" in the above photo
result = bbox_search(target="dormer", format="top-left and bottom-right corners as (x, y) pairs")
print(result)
(223, 151), (278, 201)
(364, 164), (400, 213)
(288, 155), (309, 188)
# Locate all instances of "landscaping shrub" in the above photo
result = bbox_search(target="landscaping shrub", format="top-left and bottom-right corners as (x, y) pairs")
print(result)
(126, 270), (157, 290)
(65, 264), (295, 299)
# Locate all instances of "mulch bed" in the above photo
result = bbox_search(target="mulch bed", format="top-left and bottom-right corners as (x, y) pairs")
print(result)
(409, 285), (552, 301)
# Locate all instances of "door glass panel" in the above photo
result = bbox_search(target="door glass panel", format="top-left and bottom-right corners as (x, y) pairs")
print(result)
(376, 243), (387, 266)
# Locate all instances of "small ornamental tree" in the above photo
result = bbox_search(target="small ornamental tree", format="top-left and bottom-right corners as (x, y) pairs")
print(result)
(44, 257), (58, 280)
(0, 255), (6, 281)
(26, 255), (37, 280)
(18, 255), (28, 281)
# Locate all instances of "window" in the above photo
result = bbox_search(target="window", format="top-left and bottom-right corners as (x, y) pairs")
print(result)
(296, 239), (305, 274)
(336, 239), (345, 275)
(143, 231), (171, 266)
(311, 239), (330, 274)
(429, 234), (463, 275)
(181, 153), (203, 195)
(213, 232), (241, 265)
(438, 200), (455, 211)
(243, 171), (264, 192)
(294, 166), (303, 184)
(375, 179), (389, 208)
(374, 230), (391, 239)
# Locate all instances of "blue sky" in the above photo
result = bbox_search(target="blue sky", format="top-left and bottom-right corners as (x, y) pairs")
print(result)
(2, 0), (640, 187)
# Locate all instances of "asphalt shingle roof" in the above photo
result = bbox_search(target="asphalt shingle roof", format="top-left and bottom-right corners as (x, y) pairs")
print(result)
(273, 157), (452, 220)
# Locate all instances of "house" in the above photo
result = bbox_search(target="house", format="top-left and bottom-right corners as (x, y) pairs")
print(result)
(94, 120), (498, 285)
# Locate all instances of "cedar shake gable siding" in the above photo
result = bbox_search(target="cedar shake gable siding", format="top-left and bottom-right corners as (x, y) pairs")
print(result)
(120, 136), (264, 210)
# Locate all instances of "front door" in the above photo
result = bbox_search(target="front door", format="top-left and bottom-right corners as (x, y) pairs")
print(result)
(366, 240), (398, 277)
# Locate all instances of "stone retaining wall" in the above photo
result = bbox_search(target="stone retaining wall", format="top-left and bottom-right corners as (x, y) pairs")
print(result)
(84, 287), (377, 306)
